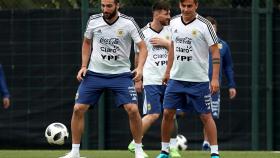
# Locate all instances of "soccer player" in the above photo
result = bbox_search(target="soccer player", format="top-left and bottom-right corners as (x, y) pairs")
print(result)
(201, 16), (237, 150)
(169, 16), (237, 152)
(127, 1), (181, 158)
(60, 0), (148, 158)
(156, 0), (221, 158)
(0, 64), (10, 109)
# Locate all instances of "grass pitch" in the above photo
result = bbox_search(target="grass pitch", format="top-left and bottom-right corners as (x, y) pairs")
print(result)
(0, 150), (279, 158)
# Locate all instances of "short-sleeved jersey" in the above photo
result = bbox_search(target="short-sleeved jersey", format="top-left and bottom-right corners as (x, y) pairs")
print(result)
(84, 12), (144, 74)
(135, 23), (171, 85)
(170, 14), (219, 82)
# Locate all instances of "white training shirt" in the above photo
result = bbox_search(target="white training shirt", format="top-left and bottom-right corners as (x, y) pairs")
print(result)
(84, 12), (144, 74)
(135, 23), (171, 85)
(170, 14), (219, 82)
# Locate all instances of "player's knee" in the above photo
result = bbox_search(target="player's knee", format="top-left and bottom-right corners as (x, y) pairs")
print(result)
(163, 109), (175, 120)
(200, 113), (213, 124)
(73, 104), (88, 116)
(124, 104), (139, 115)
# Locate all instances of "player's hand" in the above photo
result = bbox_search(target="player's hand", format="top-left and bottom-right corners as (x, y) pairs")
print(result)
(77, 67), (87, 82)
(135, 80), (143, 93)
(132, 67), (143, 83)
(150, 37), (169, 47)
(3, 97), (10, 109)
(162, 72), (170, 85)
(229, 88), (237, 99)
(210, 79), (219, 94)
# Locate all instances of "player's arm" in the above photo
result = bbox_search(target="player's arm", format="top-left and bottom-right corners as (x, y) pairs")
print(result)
(162, 41), (174, 85)
(149, 37), (171, 49)
(133, 41), (148, 82)
(210, 43), (220, 94)
(77, 38), (91, 81)
(134, 45), (143, 93)
(0, 65), (10, 109)
(222, 43), (236, 99)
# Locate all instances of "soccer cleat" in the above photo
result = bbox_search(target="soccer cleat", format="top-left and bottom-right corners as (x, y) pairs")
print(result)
(211, 153), (220, 158)
(202, 142), (210, 151)
(156, 151), (170, 158)
(135, 151), (149, 158)
(169, 148), (181, 158)
(58, 152), (86, 158)
(128, 141), (136, 152)
(128, 141), (145, 153)
(59, 152), (79, 158)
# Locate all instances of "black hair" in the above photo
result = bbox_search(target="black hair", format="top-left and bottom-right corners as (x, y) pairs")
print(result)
(152, 0), (171, 12)
(206, 16), (217, 26)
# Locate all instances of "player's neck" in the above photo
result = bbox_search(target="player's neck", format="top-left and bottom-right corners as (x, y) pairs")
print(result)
(182, 13), (197, 24)
(104, 14), (119, 24)
(150, 21), (163, 33)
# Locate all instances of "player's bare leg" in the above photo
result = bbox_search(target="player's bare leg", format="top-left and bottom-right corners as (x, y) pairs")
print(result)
(71, 104), (89, 144)
(202, 127), (210, 150)
(124, 103), (147, 158)
(60, 104), (89, 158)
(156, 108), (176, 158)
(161, 109), (176, 143)
(200, 113), (219, 157)
(142, 113), (160, 134)
(128, 113), (157, 157)
(200, 113), (217, 145)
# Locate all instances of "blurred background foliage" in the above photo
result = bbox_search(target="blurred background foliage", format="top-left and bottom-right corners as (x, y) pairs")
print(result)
(0, 0), (278, 9)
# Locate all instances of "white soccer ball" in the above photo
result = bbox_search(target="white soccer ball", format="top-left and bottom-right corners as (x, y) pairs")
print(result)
(45, 122), (69, 145)
(176, 134), (188, 150)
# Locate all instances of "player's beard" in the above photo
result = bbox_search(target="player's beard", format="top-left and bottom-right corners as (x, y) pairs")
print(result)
(160, 19), (170, 26)
(103, 8), (117, 20)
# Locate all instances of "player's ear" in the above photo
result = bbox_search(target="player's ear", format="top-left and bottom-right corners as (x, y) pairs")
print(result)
(196, 2), (199, 9)
(116, 2), (120, 10)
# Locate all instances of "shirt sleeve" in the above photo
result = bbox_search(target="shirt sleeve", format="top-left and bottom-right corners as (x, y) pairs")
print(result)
(222, 41), (236, 88)
(129, 18), (144, 44)
(204, 23), (219, 46)
(0, 65), (10, 98)
(84, 18), (94, 39)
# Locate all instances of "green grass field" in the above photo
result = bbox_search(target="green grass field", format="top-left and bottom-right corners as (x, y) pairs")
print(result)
(0, 150), (279, 158)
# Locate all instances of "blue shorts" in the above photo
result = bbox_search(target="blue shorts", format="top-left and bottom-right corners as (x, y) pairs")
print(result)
(211, 91), (220, 119)
(75, 71), (137, 107)
(164, 79), (211, 114)
(143, 85), (166, 115)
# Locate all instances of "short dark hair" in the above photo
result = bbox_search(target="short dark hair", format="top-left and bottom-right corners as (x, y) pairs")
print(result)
(180, 0), (198, 4)
(206, 16), (217, 26)
(114, 0), (119, 3)
(152, 0), (171, 12)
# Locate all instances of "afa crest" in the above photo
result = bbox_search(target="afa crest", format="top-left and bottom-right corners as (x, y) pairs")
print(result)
(192, 29), (198, 37)
(147, 104), (151, 111)
(117, 29), (124, 37)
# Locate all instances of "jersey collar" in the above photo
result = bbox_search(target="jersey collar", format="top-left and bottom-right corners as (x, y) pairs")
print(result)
(102, 12), (120, 26)
(181, 14), (197, 25)
(148, 23), (163, 34)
